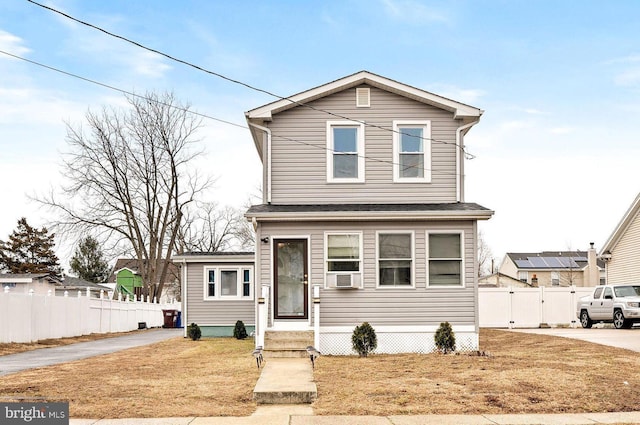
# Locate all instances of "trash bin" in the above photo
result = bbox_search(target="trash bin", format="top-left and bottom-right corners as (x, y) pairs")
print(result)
(162, 309), (178, 328)
(176, 311), (182, 328)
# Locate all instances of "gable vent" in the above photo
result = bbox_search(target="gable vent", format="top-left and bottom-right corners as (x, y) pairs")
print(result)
(356, 88), (370, 108)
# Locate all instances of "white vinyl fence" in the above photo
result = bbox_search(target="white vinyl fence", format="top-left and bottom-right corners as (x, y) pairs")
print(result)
(479, 286), (594, 328)
(0, 288), (180, 343)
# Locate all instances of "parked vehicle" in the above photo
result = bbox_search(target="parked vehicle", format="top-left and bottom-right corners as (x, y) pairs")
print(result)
(577, 284), (640, 329)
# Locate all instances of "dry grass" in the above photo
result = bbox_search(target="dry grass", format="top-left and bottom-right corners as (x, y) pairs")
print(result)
(0, 337), (259, 418)
(312, 329), (640, 415)
(0, 331), (140, 356)
(1, 330), (640, 418)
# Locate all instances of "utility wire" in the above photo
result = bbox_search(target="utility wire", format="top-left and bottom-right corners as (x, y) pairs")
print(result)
(0, 49), (461, 176)
(26, 0), (477, 160)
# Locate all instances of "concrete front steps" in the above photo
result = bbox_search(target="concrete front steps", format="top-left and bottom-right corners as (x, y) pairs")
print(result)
(263, 330), (314, 358)
(253, 331), (317, 404)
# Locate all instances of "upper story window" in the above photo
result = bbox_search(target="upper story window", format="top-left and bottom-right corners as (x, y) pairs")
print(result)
(327, 121), (365, 183)
(204, 267), (253, 300)
(393, 121), (431, 182)
(427, 232), (464, 287)
(377, 232), (414, 287)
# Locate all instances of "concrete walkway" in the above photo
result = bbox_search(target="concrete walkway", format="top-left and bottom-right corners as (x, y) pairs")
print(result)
(253, 358), (317, 404)
(0, 328), (182, 376)
(68, 407), (640, 424)
(509, 327), (640, 352)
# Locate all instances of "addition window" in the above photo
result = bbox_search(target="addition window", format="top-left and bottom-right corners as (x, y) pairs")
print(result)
(204, 267), (253, 300)
(377, 232), (413, 287)
(327, 121), (365, 183)
(551, 272), (560, 286)
(428, 232), (464, 287)
(393, 121), (431, 182)
(518, 271), (528, 283)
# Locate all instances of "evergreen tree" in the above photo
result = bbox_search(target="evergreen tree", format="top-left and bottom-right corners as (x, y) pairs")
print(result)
(69, 236), (110, 283)
(0, 217), (62, 277)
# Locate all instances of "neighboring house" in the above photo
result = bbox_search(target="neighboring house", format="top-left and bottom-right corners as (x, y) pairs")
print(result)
(478, 272), (531, 288)
(56, 275), (110, 298)
(0, 273), (60, 295)
(600, 192), (640, 284)
(498, 244), (604, 287)
(107, 259), (180, 302)
(243, 71), (493, 354)
(172, 252), (255, 337)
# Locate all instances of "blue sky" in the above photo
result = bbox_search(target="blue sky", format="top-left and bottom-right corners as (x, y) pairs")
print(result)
(1, 0), (640, 268)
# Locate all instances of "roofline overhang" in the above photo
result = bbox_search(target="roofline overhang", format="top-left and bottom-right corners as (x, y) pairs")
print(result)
(245, 210), (494, 222)
(245, 71), (483, 122)
(601, 192), (640, 254)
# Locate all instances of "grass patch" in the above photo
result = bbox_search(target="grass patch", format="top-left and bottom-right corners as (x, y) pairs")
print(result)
(0, 337), (259, 418)
(312, 329), (640, 415)
(2, 329), (640, 418)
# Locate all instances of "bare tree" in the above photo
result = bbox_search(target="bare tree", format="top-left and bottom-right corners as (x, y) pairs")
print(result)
(39, 91), (210, 301)
(178, 202), (253, 253)
(477, 230), (494, 277)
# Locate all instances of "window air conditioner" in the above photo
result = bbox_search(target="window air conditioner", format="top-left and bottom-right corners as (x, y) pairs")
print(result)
(328, 273), (361, 289)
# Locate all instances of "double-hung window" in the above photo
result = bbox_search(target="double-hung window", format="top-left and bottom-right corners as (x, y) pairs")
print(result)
(428, 232), (464, 287)
(204, 267), (253, 300)
(393, 121), (431, 182)
(377, 232), (413, 287)
(325, 232), (362, 288)
(327, 121), (365, 183)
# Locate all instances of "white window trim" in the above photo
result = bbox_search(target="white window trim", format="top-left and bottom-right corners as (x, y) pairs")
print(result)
(324, 231), (363, 289)
(203, 266), (254, 301)
(426, 230), (465, 288)
(326, 120), (365, 183)
(393, 120), (431, 183)
(376, 230), (415, 289)
(518, 271), (529, 283)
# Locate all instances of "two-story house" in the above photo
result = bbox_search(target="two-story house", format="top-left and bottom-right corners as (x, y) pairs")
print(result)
(244, 71), (493, 355)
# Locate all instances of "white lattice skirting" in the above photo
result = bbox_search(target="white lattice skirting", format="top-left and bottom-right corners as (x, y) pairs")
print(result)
(318, 326), (478, 355)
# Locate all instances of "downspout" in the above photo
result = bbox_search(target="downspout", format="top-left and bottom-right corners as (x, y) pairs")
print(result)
(248, 122), (272, 204)
(181, 259), (187, 338)
(455, 119), (480, 203)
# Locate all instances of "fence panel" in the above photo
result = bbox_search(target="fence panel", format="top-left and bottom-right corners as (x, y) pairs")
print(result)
(479, 286), (596, 328)
(0, 290), (179, 343)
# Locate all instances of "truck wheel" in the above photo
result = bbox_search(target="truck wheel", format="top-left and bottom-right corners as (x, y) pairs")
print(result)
(580, 310), (593, 328)
(613, 310), (626, 329)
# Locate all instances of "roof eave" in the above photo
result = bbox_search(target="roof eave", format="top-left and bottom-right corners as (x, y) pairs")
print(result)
(172, 254), (255, 263)
(601, 192), (640, 254)
(245, 210), (494, 222)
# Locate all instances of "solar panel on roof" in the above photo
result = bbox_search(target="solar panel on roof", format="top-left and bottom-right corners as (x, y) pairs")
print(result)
(514, 259), (532, 268)
(543, 257), (563, 268)
(529, 257), (548, 268)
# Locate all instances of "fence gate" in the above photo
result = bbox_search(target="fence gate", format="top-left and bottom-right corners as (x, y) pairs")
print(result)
(479, 286), (594, 328)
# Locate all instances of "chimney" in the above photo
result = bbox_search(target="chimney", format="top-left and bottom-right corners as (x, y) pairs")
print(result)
(586, 242), (598, 287)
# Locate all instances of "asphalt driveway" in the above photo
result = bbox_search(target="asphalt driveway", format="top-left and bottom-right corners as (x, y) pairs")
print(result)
(0, 328), (182, 376)
(509, 327), (640, 352)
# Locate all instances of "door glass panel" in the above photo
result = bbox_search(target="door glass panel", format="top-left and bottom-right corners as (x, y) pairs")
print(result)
(276, 240), (306, 317)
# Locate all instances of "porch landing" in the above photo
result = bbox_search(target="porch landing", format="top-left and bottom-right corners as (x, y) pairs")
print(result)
(253, 358), (317, 404)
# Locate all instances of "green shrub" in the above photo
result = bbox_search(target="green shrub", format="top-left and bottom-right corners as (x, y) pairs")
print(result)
(187, 323), (201, 341)
(233, 320), (248, 340)
(434, 321), (456, 353)
(352, 322), (377, 357)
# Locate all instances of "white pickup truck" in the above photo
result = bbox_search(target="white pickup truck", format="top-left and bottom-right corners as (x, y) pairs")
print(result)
(576, 284), (640, 329)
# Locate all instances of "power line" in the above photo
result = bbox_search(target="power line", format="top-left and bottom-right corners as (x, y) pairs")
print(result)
(26, 0), (477, 160)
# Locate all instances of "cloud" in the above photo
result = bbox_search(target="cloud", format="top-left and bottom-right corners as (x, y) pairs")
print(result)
(523, 108), (546, 115)
(604, 53), (640, 87)
(427, 84), (486, 104)
(380, 0), (450, 24)
(550, 127), (574, 135)
(0, 30), (31, 56)
(129, 50), (172, 78)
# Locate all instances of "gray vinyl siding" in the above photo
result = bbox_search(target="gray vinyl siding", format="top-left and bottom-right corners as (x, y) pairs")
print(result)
(608, 211), (640, 284)
(267, 85), (461, 204)
(185, 261), (255, 326)
(258, 220), (477, 327)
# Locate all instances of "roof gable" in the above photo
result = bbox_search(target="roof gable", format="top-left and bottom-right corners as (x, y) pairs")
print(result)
(601, 192), (640, 254)
(245, 70), (483, 122)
